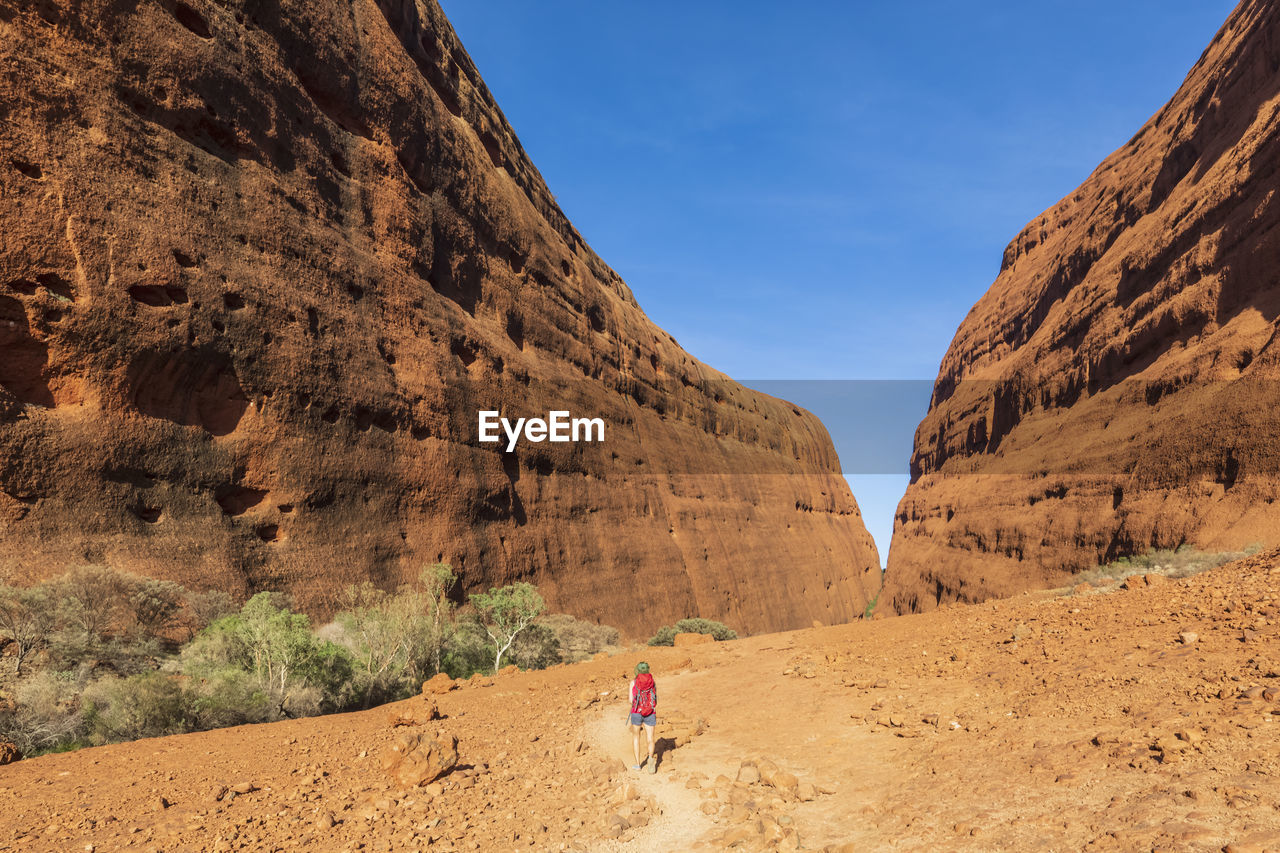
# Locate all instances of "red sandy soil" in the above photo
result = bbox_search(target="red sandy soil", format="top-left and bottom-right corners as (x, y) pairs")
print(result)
(3, 549), (1280, 852)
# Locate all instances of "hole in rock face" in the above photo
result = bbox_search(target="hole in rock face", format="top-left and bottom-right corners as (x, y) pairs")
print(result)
(223, 292), (244, 310)
(165, 286), (188, 304)
(321, 406), (340, 424)
(8, 280), (37, 296)
(278, 504), (293, 514)
(12, 160), (42, 180)
(561, 259), (572, 278)
(36, 273), (74, 300)
(508, 251), (525, 274)
(331, 150), (350, 176)
(128, 286), (175, 307)
(346, 283), (364, 301)
(216, 485), (267, 516)
(172, 250), (198, 268)
(307, 308), (319, 336)
(354, 407), (374, 431)
(478, 130), (503, 168)
(211, 319), (225, 333)
(505, 313), (524, 350)
(587, 305), (606, 333)
(1236, 349), (1254, 371)
(255, 523), (280, 542)
(127, 347), (249, 435)
(450, 338), (477, 366)
(173, 2), (212, 39)
(133, 504), (162, 523)
(1112, 486), (1124, 510)
(1220, 454), (1240, 492)
(0, 295), (53, 407)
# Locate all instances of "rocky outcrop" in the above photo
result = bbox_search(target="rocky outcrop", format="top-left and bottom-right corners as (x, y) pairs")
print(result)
(0, 0), (879, 636)
(886, 0), (1280, 613)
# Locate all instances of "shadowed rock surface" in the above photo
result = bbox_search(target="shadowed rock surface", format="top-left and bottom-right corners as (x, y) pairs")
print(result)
(0, 0), (879, 635)
(886, 0), (1280, 614)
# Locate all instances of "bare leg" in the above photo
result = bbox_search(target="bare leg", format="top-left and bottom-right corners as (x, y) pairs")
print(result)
(630, 724), (643, 767)
(645, 724), (656, 767)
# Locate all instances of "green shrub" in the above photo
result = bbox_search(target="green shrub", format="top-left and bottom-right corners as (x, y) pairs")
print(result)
(186, 668), (276, 729)
(4, 670), (87, 756)
(538, 613), (621, 663)
(648, 618), (737, 646)
(441, 618), (495, 679)
(82, 672), (189, 745)
(1076, 543), (1264, 587)
(0, 584), (55, 675)
(181, 593), (353, 713)
(509, 623), (560, 670)
(332, 564), (457, 707)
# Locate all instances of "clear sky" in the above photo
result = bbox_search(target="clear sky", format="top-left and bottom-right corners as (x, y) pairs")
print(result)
(439, 0), (1238, 562)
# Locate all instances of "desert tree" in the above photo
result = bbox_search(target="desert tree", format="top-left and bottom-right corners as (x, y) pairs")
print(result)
(470, 582), (545, 672)
(0, 584), (54, 675)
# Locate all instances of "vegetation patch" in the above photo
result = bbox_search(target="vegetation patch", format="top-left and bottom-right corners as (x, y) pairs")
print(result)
(0, 565), (617, 758)
(1072, 543), (1263, 590)
(648, 617), (737, 646)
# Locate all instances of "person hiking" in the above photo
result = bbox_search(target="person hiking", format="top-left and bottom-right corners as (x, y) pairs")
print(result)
(627, 661), (658, 773)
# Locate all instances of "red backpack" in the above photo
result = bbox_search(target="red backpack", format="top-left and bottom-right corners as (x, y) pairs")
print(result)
(632, 674), (657, 716)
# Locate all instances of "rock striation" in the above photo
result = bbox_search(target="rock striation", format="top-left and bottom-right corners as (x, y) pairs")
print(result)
(886, 0), (1280, 613)
(0, 0), (879, 635)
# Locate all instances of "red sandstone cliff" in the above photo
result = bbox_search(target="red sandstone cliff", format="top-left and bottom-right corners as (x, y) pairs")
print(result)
(0, 0), (879, 636)
(885, 0), (1280, 613)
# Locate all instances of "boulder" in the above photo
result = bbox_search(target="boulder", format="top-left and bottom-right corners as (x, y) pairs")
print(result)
(0, 738), (20, 766)
(422, 674), (457, 695)
(381, 731), (459, 789)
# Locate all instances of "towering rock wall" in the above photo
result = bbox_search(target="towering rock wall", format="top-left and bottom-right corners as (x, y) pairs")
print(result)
(886, 0), (1280, 613)
(0, 0), (880, 636)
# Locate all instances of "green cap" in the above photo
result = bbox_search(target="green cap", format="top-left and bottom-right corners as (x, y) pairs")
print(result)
(635, 661), (650, 675)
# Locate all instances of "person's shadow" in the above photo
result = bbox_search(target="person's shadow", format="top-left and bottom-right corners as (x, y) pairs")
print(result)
(653, 735), (678, 766)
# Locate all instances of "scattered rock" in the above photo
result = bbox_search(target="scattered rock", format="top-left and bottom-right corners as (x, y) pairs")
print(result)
(0, 738), (20, 766)
(1178, 632), (1198, 645)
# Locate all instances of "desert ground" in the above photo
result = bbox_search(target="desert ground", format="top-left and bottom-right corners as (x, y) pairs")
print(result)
(3, 550), (1279, 852)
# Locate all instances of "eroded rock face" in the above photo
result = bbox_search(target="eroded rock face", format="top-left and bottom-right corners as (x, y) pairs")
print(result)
(886, 0), (1280, 613)
(0, 0), (879, 635)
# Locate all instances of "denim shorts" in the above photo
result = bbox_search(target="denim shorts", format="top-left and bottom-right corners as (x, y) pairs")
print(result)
(629, 712), (656, 726)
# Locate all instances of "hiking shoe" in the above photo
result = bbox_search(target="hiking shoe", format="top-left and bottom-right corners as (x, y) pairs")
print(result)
(648, 761), (657, 774)
(631, 764), (642, 771)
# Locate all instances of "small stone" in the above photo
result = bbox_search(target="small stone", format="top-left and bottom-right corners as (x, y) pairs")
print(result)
(736, 762), (760, 784)
(1178, 632), (1198, 645)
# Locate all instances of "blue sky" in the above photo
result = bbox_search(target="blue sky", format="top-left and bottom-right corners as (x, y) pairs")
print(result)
(439, 1), (1237, 561)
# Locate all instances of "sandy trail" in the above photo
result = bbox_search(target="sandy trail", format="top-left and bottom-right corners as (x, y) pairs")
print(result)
(578, 650), (908, 851)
